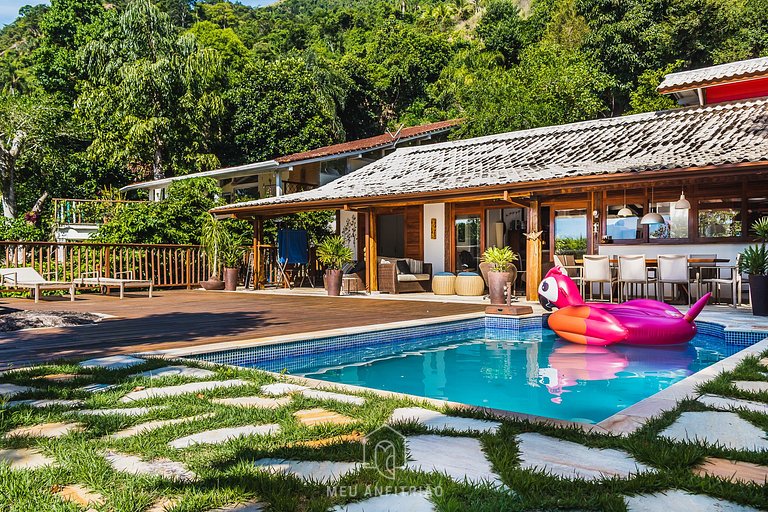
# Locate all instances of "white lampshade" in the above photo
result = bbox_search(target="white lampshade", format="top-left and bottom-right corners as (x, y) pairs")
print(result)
(617, 206), (634, 217)
(640, 212), (664, 225)
(674, 191), (691, 210)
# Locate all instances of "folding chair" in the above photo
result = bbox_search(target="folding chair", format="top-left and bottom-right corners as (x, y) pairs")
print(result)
(275, 229), (315, 289)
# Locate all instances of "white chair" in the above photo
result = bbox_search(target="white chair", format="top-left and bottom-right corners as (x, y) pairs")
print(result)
(656, 255), (692, 306)
(617, 255), (648, 301)
(554, 254), (583, 293)
(582, 255), (615, 302)
(0, 267), (75, 303)
(689, 253), (717, 299)
(700, 254), (742, 307)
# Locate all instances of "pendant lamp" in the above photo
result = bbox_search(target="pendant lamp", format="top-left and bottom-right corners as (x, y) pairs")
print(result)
(640, 188), (664, 225)
(674, 188), (691, 210)
(618, 189), (634, 218)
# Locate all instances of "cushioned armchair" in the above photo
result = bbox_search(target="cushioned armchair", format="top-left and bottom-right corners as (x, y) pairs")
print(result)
(378, 257), (433, 294)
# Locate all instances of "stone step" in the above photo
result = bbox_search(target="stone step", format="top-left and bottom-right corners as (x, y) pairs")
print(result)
(699, 394), (768, 415)
(79, 355), (145, 369)
(659, 411), (768, 451)
(624, 489), (759, 512)
(260, 383), (307, 396)
(289, 432), (363, 449)
(105, 450), (197, 482)
(109, 414), (215, 439)
(78, 383), (118, 393)
(0, 448), (56, 470)
(0, 383), (37, 398)
(515, 432), (655, 481)
(694, 456), (768, 485)
(208, 501), (264, 511)
(146, 497), (179, 512)
(732, 381), (768, 394)
(300, 389), (365, 405)
(4, 399), (84, 409)
(405, 435), (503, 486)
(120, 379), (248, 402)
(35, 373), (85, 383)
(253, 458), (361, 483)
(294, 408), (355, 427)
(5, 421), (84, 439)
(390, 407), (500, 434)
(211, 396), (291, 409)
(129, 365), (216, 380)
(76, 406), (165, 417)
(55, 484), (105, 512)
(169, 424), (281, 449)
(330, 492), (435, 512)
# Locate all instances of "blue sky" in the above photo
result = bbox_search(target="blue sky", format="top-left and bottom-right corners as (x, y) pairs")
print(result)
(1, 1), (273, 27)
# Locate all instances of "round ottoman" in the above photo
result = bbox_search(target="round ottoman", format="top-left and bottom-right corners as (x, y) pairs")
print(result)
(454, 272), (485, 296)
(432, 272), (456, 295)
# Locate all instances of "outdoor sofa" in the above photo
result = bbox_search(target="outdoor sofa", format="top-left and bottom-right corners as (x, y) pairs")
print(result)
(378, 256), (432, 294)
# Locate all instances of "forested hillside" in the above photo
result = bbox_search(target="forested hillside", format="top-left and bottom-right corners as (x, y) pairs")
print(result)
(0, 0), (767, 240)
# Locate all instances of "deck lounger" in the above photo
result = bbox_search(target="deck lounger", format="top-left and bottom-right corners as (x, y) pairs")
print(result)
(0, 267), (75, 303)
(75, 271), (153, 299)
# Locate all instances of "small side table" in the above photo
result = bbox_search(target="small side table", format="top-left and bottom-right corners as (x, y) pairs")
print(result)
(432, 272), (456, 295)
(342, 275), (361, 295)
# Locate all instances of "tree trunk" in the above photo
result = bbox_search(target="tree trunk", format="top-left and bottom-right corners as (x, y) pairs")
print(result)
(153, 135), (165, 180)
(0, 129), (24, 219)
(31, 191), (49, 215)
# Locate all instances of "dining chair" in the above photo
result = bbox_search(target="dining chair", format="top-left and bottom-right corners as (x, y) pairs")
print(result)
(701, 254), (742, 307)
(554, 254), (583, 294)
(582, 255), (615, 302)
(617, 255), (648, 301)
(689, 253), (717, 300)
(656, 254), (692, 306)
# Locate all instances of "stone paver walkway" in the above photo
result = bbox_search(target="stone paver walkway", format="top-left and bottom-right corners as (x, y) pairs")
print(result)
(130, 365), (216, 379)
(294, 408), (355, 427)
(624, 489), (759, 512)
(5, 421), (83, 439)
(5, 399), (83, 409)
(390, 407), (500, 433)
(260, 383), (307, 396)
(732, 381), (768, 394)
(695, 457), (768, 485)
(76, 406), (164, 416)
(516, 432), (655, 480)
(405, 435), (502, 486)
(120, 379), (248, 402)
(660, 411), (768, 451)
(208, 501), (264, 511)
(331, 492), (435, 512)
(79, 355), (145, 369)
(253, 458), (361, 483)
(105, 451), (197, 481)
(56, 484), (105, 512)
(699, 394), (768, 415)
(300, 389), (365, 405)
(109, 414), (215, 439)
(0, 383), (36, 398)
(78, 383), (118, 393)
(0, 447), (55, 469)
(169, 424), (281, 449)
(211, 396), (291, 409)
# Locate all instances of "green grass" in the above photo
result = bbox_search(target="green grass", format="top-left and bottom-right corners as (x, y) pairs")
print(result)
(1, 354), (767, 511)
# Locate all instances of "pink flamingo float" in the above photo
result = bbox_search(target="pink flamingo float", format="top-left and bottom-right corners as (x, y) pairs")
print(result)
(538, 266), (710, 346)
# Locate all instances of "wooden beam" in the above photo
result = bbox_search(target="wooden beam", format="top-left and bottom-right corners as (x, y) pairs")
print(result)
(526, 200), (542, 302)
(365, 210), (378, 293)
(252, 217), (263, 290)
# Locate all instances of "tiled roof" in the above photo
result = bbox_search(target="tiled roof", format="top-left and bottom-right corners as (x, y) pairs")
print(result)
(658, 57), (768, 92)
(213, 99), (768, 213)
(274, 119), (462, 164)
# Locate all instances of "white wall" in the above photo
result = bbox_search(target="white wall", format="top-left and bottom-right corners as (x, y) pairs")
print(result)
(338, 210), (360, 261)
(423, 203), (445, 273)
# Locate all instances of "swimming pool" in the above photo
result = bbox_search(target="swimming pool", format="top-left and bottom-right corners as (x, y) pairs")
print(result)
(189, 316), (765, 424)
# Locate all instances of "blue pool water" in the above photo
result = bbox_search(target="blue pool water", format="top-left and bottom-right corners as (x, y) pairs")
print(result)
(287, 328), (738, 424)
(191, 319), (752, 424)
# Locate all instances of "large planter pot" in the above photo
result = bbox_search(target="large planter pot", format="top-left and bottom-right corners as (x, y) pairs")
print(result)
(750, 275), (768, 316)
(200, 277), (225, 290)
(326, 269), (343, 296)
(223, 267), (239, 291)
(488, 271), (512, 305)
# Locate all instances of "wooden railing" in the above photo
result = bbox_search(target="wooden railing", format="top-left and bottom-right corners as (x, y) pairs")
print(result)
(0, 242), (211, 289)
(53, 198), (147, 225)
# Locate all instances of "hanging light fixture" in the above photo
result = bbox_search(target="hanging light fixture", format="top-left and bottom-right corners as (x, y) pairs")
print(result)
(641, 187), (664, 225)
(618, 188), (634, 218)
(674, 188), (691, 210)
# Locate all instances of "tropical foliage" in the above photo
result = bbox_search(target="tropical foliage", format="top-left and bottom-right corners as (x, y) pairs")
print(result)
(1, 0), (767, 241)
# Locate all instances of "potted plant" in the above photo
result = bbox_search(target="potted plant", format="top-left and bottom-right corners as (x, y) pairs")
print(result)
(316, 235), (353, 296)
(740, 216), (768, 316)
(200, 215), (225, 290)
(482, 246), (518, 305)
(220, 231), (246, 291)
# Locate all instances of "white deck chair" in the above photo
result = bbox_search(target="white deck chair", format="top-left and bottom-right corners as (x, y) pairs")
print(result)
(0, 267), (75, 303)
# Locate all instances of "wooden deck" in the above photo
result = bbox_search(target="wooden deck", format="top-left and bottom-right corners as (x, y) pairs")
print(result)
(0, 290), (485, 369)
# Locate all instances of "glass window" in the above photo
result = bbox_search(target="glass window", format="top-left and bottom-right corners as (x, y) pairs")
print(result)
(698, 198), (742, 238)
(748, 196), (768, 236)
(606, 204), (643, 240)
(455, 214), (480, 272)
(649, 202), (689, 239)
(554, 209), (587, 257)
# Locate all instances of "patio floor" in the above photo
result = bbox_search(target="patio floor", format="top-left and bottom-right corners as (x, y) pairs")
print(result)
(0, 290), (485, 370)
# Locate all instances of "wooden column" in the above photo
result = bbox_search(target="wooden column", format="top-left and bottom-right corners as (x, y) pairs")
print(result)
(526, 199), (542, 302)
(252, 217), (263, 290)
(365, 210), (378, 293)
